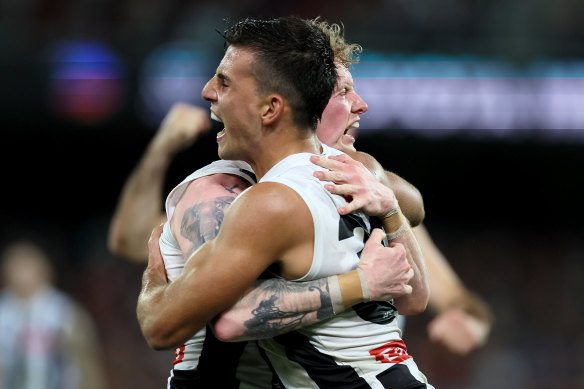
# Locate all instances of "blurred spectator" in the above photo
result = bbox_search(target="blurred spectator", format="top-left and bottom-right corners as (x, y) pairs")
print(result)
(0, 239), (106, 389)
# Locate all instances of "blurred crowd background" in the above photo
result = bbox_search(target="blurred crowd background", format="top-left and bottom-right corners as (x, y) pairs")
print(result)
(1, 0), (583, 388)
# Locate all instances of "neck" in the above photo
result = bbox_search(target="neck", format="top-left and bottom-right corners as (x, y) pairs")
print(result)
(248, 130), (322, 180)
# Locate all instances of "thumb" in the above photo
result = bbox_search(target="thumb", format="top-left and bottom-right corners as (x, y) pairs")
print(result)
(368, 228), (386, 244)
(148, 224), (164, 247)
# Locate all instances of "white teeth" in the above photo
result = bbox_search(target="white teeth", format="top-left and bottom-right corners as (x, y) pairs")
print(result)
(211, 111), (222, 123)
(351, 122), (360, 129)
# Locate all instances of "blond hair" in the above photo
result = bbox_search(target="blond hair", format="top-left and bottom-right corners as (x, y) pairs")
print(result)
(309, 19), (362, 67)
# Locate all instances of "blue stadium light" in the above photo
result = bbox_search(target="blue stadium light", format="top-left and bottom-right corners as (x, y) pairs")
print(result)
(46, 38), (125, 125)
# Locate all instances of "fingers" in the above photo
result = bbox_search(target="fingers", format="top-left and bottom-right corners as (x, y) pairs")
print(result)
(314, 169), (345, 183)
(327, 153), (358, 164)
(369, 228), (387, 243)
(148, 224), (164, 246)
(310, 154), (360, 171)
(147, 224), (164, 266)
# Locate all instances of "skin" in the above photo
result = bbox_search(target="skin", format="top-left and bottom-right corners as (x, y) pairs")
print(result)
(112, 57), (489, 355)
(213, 61), (489, 350)
(108, 102), (210, 261)
(308, 63), (492, 353)
(212, 63), (429, 339)
(136, 45), (426, 350)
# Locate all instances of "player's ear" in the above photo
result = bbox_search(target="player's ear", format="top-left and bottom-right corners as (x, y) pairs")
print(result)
(260, 94), (284, 126)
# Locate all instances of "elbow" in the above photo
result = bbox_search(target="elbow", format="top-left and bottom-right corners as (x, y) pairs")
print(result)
(396, 188), (425, 228)
(410, 204), (425, 228)
(107, 231), (125, 257)
(107, 231), (145, 263)
(209, 314), (244, 342)
(138, 307), (188, 350)
(395, 290), (430, 316)
(407, 295), (429, 316)
(141, 322), (183, 351)
(107, 221), (129, 258)
(405, 189), (425, 228)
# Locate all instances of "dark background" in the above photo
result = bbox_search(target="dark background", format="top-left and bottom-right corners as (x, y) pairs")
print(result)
(1, 1), (583, 388)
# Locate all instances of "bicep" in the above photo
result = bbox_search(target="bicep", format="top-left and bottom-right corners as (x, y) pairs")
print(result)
(167, 183), (302, 326)
(382, 171), (425, 227)
(170, 180), (239, 259)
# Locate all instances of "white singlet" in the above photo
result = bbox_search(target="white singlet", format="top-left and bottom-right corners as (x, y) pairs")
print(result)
(258, 144), (433, 389)
(158, 160), (272, 389)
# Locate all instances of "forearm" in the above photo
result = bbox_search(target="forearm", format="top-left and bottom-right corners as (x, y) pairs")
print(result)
(441, 289), (494, 327)
(416, 224), (493, 326)
(212, 269), (369, 342)
(136, 267), (174, 349)
(108, 142), (171, 261)
(383, 212), (429, 315)
(137, 264), (207, 350)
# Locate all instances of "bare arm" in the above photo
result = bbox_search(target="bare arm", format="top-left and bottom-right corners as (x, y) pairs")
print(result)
(415, 224), (493, 355)
(139, 181), (412, 348)
(108, 103), (210, 262)
(211, 229), (413, 341)
(311, 153), (430, 315)
(137, 183), (317, 349)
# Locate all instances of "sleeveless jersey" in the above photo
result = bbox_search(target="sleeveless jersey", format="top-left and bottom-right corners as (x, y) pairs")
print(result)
(159, 160), (273, 389)
(0, 288), (80, 389)
(258, 144), (432, 389)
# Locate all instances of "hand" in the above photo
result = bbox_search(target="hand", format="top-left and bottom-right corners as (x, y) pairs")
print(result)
(427, 309), (490, 355)
(142, 224), (168, 287)
(152, 102), (211, 155)
(358, 229), (414, 301)
(310, 154), (396, 217)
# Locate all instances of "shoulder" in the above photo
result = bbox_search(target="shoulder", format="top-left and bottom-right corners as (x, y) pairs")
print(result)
(210, 181), (313, 270)
(228, 181), (307, 222)
(181, 173), (250, 202)
(346, 150), (385, 179)
(219, 181), (312, 248)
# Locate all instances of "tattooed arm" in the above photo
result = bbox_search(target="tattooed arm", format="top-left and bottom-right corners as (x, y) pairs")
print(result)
(211, 277), (334, 341)
(209, 228), (412, 342)
(140, 173), (411, 348)
(170, 174), (250, 260)
(108, 103), (210, 262)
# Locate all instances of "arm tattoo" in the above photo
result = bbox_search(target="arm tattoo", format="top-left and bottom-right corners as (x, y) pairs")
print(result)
(242, 278), (334, 338)
(180, 196), (234, 257)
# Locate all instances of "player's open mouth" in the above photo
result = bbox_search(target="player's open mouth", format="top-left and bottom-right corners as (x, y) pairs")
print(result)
(345, 121), (359, 134)
(211, 110), (226, 141)
(216, 129), (226, 141)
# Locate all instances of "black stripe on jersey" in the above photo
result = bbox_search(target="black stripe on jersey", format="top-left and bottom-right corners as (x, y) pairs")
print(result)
(376, 364), (427, 389)
(197, 326), (247, 388)
(273, 331), (372, 389)
(239, 168), (257, 184)
(256, 342), (286, 389)
(169, 369), (201, 389)
(338, 213), (369, 242)
(352, 300), (397, 325)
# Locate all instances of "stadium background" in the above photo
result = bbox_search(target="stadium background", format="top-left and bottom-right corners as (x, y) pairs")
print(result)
(1, 0), (583, 387)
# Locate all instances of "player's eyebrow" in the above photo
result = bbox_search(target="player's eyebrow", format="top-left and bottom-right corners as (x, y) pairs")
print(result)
(217, 72), (230, 82)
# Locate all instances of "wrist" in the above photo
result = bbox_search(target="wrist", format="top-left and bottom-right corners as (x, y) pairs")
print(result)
(380, 193), (399, 219)
(384, 209), (408, 240)
(328, 268), (370, 314)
